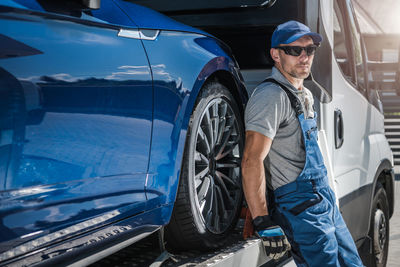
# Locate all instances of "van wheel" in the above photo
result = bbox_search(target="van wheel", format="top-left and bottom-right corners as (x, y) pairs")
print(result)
(165, 82), (243, 250)
(368, 183), (389, 267)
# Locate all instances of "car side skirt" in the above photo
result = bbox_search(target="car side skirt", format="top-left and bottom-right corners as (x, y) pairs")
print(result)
(0, 204), (173, 267)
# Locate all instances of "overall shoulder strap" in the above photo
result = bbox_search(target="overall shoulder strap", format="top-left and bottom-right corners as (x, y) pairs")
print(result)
(262, 78), (303, 116)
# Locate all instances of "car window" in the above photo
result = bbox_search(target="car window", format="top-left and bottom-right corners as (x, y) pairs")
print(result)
(333, 0), (355, 84)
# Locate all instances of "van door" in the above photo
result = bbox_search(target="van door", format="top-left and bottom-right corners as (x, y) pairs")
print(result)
(330, 0), (371, 242)
(0, 0), (152, 257)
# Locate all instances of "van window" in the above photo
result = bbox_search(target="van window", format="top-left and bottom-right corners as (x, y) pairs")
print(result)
(345, 0), (366, 93)
(333, 1), (355, 84)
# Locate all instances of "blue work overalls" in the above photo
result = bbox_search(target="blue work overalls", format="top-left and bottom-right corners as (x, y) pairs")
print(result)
(266, 79), (364, 267)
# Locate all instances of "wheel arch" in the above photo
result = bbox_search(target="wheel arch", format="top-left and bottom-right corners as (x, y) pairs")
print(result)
(174, 58), (247, 178)
(185, 57), (248, 123)
(207, 70), (248, 119)
(370, 159), (395, 221)
(372, 160), (395, 219)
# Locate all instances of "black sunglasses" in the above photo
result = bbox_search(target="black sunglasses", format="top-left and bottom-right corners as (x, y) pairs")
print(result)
(275, 45), (318, 56)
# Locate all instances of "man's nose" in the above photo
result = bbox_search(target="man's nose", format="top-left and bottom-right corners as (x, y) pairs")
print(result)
(299, 50), (309, 61)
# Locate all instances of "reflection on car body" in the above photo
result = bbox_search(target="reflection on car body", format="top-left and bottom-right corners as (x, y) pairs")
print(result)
(0, 0), (248, 265)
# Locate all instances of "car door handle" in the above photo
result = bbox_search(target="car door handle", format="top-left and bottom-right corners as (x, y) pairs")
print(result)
(118, 29), (159, 41)
(334, 109), (344, 149)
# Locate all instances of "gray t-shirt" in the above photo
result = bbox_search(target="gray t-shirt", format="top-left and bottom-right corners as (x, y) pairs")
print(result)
(244, 67), (315, 190)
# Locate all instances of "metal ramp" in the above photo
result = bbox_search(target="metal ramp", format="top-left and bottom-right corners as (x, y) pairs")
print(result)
(89, 222), (295, 267)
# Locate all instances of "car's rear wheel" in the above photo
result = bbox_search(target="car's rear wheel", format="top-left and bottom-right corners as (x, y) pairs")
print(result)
(368, 183), (390, 267)
(166, 82), (244, 250)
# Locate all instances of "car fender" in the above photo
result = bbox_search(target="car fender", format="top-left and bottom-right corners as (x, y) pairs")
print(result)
(169, 55), (246, 212)
(144, 49), (246, 226)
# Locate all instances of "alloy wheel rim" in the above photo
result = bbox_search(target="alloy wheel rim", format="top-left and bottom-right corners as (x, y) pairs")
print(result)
(193, 98), (242, 234)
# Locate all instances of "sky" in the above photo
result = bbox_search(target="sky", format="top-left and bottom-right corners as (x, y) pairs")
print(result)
(353, 0), (400, 34)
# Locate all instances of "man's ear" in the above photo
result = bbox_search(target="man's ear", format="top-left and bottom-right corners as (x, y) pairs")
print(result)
(270, 48), (280, 63)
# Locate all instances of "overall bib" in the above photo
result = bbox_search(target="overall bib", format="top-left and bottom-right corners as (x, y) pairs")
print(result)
(265, 79), (364, 267)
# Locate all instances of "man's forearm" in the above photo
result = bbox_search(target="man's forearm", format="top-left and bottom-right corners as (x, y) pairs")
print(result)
(242, 158), (268, 219)
(241, 131), (272, 219)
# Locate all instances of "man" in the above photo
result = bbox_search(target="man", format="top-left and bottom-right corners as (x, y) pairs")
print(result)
(241, 21), (364, 266)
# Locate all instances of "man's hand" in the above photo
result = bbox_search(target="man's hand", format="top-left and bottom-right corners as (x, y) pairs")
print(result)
(253, 215), (291, 260)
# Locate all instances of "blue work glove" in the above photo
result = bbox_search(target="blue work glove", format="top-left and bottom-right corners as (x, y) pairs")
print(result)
(253, 215), (291, 260)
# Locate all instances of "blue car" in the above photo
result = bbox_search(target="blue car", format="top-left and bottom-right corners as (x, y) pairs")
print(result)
(0, 0), (248, 265)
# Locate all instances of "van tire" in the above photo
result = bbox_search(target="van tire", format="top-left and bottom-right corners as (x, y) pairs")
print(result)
(165, 82), (243, 251)
(367, 183), (390, 267)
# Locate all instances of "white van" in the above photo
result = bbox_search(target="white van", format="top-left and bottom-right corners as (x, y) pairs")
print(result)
(134, 0), (395, 265)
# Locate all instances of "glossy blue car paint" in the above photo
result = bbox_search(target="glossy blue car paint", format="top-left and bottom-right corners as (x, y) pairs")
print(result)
(0, 0), (247, 265)
(0, 0), (28, 9)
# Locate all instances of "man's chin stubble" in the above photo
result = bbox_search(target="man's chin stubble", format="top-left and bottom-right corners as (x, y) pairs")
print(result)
(289, 71), (310, 79)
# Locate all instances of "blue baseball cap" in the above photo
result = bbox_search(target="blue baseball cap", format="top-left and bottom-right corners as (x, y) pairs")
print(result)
(271, 20), (323, 48)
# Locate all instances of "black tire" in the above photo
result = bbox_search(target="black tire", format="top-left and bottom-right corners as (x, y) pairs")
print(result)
(165, 82), (244, 251)
(367, 183), (390, 267)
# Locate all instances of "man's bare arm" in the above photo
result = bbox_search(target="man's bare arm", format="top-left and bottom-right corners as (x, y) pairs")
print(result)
(241, 130), (273, 219)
